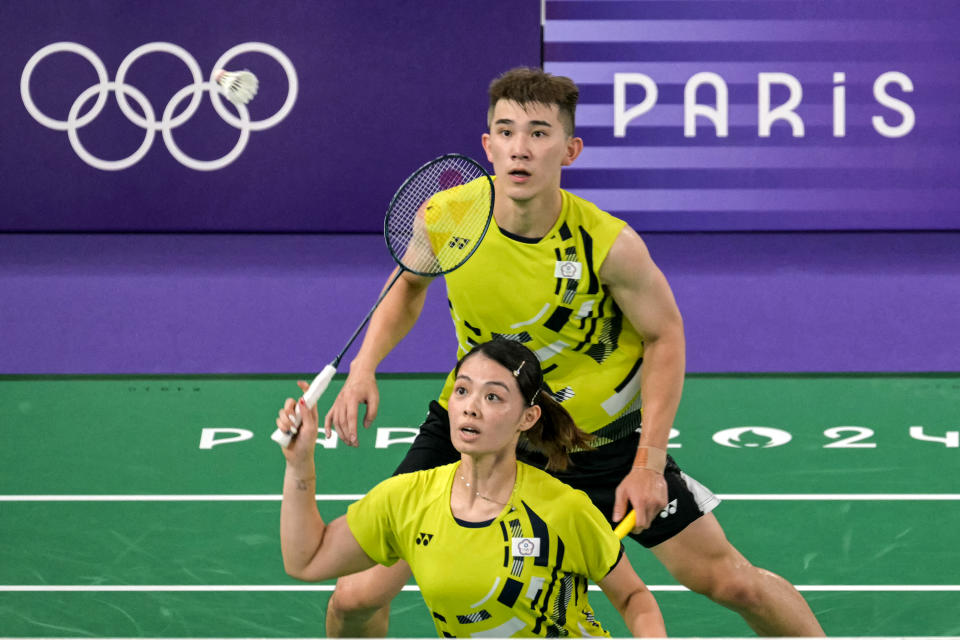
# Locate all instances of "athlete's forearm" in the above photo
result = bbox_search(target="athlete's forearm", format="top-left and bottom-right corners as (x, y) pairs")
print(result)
(621, 588), (667, 637)
(280, 463), (326, 579)
(350, 268), (431, 374)
(636, 326), (685, 455)
(601, 560), (667, 637)
(280, 457), (378, 581)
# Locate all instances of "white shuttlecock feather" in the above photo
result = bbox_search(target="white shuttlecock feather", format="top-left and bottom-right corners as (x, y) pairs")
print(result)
(215, 69), (259, 105)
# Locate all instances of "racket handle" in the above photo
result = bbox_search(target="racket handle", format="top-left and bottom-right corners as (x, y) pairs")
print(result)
(614, 509), (637, 539)
(271, 363), (338, 448)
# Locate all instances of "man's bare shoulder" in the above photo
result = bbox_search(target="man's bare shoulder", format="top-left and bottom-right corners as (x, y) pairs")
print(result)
(599, 225), (657, 287)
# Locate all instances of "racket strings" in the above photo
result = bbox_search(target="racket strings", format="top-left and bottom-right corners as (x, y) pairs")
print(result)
(387, 156), (493, 276)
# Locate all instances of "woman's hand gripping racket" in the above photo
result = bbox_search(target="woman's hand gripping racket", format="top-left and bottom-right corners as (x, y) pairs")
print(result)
(272, 153), (494, 447)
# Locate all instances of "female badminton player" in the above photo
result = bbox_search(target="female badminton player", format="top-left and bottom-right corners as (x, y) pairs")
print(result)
(275, 339), (666, 638)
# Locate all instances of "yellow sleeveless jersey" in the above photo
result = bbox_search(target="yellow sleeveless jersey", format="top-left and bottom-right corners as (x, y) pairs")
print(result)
(435, 188), (645, 436)
(347, 461), (623, 638)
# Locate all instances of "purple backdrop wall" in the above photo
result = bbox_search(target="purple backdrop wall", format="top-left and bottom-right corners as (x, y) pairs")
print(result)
(2, 2), (958, 376)
(2, 232), (958, 375)
(2, 0), (540, 231)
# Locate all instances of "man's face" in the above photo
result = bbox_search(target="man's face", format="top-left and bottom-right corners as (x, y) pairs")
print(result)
(481, 99), (581, 204)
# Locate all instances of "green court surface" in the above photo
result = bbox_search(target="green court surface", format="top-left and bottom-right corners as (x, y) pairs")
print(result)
(1, 373), (959, 637)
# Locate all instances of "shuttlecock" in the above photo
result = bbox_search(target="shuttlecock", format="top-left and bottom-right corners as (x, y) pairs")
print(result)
(215, 69), (259, 105)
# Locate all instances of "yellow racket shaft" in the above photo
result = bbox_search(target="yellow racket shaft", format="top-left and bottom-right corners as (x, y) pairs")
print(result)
(614, 509), (637, 539)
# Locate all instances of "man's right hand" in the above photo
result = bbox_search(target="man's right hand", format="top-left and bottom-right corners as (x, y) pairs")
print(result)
(323, 368), (379, 447)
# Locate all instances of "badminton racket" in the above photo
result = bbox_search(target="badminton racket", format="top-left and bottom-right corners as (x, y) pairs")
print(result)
(272, 153), (495, 447)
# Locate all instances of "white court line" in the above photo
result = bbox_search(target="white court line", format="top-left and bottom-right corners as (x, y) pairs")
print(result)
(1, 584), (960, 593)
(1, 493), (959, 501)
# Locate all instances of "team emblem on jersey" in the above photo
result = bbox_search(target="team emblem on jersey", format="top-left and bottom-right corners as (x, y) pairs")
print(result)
(511, 537), (541, 557)
(554, 260), (583, 280)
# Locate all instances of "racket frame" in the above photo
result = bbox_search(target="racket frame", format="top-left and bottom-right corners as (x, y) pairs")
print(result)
(273, 154), (494, 447)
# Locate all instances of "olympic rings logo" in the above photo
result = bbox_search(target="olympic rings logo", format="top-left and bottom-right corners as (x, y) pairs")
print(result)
(21, 41), (298, 171)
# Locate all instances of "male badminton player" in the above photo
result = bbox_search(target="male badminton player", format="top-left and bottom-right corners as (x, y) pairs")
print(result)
(322, 67), (825, 637)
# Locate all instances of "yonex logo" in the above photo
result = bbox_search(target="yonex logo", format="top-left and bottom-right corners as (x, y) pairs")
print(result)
(659, 499), (678, 519)
(21, 41), (298, 171)
(449, 236), (471, 249)
(416, 532), (434, 546)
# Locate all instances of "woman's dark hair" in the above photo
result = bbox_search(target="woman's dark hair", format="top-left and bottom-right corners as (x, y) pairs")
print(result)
(454, 339), (594, 470)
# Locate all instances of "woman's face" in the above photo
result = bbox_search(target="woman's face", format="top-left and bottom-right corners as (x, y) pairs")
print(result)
(448, 352), (539, 456)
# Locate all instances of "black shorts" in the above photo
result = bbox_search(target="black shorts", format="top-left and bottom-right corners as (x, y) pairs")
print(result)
(393, 401), (720, 548)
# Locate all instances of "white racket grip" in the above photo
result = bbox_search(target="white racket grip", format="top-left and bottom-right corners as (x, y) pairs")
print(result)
(271, 363), (338, 448)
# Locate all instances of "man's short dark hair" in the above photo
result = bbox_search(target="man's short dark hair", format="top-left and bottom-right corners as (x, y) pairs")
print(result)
(487, 67), (579, 136)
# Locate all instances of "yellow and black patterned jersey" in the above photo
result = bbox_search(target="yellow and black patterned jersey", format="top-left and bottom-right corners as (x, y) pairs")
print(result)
(347, 461), (624, 638)
(436, 187), (645, 437)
